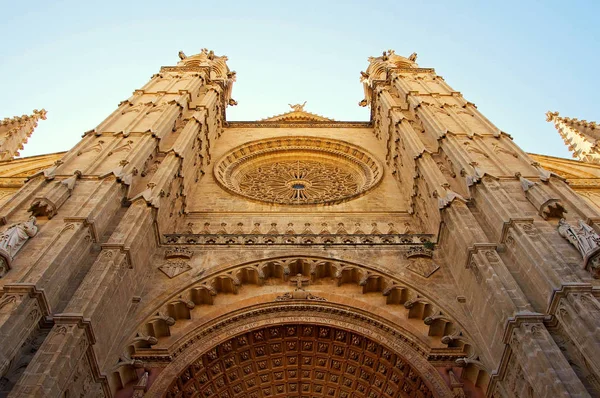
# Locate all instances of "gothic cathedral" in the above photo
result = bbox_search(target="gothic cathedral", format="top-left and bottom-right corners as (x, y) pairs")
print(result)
(0, 49), (599, 398)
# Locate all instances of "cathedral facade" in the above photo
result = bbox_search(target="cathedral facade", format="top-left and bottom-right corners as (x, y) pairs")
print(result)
(0, 49), (599, 398)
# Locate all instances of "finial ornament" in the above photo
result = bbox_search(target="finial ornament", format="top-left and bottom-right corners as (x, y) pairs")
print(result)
(178, 51), (187, 60)
(288, 101), (307, 112)
(557, 218), (600, 278)
(546, 111), (559, 122)
(408, 52), (418, 62)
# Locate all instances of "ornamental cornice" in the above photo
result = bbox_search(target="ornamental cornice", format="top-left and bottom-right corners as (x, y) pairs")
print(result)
(463, 243), (498, 269)
(499, 217), (535, 245)
(389, 67), (435, 74)
(159, 65), (210, 74)
(545, 283), (597, 316)
(0, 283), (52, 324)
(488, 313), (550, 396)
(225, 121), (371, 128)
(501, 312), (548, 345)
(566, 178), (600, 187)
(163, 233), (435, 246)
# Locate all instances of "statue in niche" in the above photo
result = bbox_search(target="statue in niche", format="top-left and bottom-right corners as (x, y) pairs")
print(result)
(558, 218), (600, 278)
(288, 101), (307, 112)
(0, 217), (38, 276)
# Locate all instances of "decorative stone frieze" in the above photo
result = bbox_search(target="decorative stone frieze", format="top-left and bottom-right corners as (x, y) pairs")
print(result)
(164, 232), (433, 246)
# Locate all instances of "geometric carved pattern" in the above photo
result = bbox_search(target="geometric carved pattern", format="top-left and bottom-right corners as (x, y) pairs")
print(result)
(165, 324), (433, 398)
(238, 159), (359, 204)
(214, 137), (383, 205)
(159, 260), (192, 278)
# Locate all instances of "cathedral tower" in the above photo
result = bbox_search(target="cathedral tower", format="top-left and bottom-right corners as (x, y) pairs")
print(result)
(0, 49), (598, 398)
(0, 109), (46, 161)
(547, 111), (600, 164)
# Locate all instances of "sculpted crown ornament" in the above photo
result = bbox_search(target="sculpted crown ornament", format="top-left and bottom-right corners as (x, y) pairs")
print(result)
(164, 246), (193, 260)
(406, 245), (434, 259)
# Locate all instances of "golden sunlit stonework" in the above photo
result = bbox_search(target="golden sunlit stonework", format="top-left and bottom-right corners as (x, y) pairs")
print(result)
(214, 137), (383, 205)
(0, 49), (599, 398)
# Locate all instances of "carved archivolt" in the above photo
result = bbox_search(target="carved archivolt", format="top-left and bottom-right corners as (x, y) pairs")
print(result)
(213, 137), (383, 205)
(145, 305), (454, 398)
(111, 256), (490, 397)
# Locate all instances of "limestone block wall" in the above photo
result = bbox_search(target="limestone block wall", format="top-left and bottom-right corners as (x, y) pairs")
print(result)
(0, 50), (235, 397)
(362, 50), (599, 396)
(0, 49), (598, 398)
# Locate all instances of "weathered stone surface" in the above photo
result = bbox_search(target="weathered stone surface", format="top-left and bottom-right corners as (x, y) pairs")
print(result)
(0, 49), (598, 398)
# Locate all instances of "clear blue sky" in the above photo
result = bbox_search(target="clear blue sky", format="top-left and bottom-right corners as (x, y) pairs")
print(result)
(1, 0), (598, 159)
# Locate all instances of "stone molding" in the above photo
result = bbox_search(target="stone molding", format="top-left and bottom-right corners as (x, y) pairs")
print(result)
(0, 283), (52, 324)
(486, 313), (549, 395)
(225, 121), (371, 128)
(545, 283), (599, 318)
(163, 233), (434, 246)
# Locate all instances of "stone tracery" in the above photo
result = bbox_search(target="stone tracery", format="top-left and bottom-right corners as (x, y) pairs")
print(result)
(214, 137), (383, 205)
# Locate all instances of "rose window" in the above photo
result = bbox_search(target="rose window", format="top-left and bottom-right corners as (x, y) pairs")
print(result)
(214, 138), (382, 205)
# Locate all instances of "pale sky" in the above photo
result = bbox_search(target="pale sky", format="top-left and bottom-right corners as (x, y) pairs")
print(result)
(1, 0), (598, 159)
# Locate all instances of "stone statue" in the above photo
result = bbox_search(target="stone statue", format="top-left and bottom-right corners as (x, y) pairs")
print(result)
(0, 216), (38, 276)
(558, 218), (600, 278)
(408, 52), (418, 62)
(178, 51), (187, 60)
(288, 101), (307, 112)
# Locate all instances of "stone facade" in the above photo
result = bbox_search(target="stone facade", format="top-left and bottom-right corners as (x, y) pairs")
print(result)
(0, 49), (599, 398)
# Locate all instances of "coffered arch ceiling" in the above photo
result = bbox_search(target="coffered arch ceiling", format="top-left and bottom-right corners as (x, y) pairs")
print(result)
(158, 318), (449, 398)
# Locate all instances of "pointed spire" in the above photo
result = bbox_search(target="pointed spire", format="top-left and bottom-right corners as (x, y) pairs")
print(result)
(0, 109), (46, 161)
(546, 111), (600, 164)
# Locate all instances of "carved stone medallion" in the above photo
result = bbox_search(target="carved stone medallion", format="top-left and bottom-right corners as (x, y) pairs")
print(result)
(159, 260), (192, 278)
(160, 246), (193, 278)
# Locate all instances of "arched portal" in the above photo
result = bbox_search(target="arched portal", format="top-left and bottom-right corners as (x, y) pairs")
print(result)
(144, 302), (454, 398)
